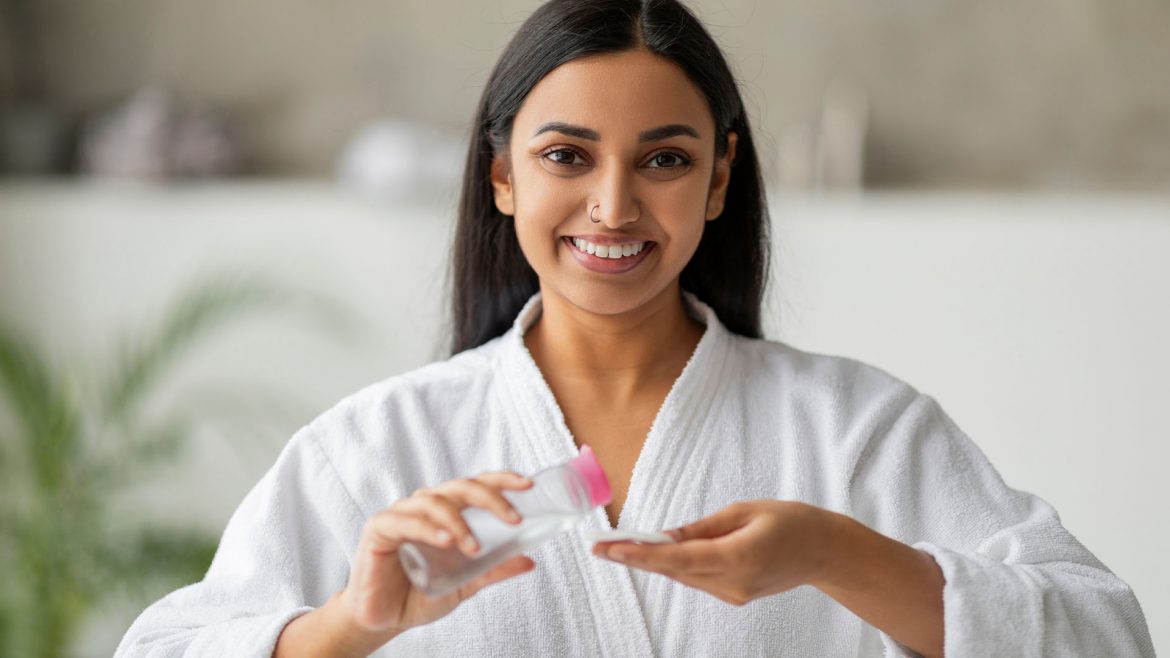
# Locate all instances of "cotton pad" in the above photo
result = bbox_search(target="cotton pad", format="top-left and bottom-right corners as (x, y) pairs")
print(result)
(583, 529), (676, 544)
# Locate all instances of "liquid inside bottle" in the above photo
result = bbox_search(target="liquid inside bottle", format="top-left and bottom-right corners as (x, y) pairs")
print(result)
(399, 445), (611, 597)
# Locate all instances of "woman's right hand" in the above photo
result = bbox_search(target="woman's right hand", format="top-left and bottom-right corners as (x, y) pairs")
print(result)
(337, 471), (537, 638)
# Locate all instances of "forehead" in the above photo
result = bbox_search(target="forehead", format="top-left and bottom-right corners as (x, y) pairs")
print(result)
(514, 49), (714, 141)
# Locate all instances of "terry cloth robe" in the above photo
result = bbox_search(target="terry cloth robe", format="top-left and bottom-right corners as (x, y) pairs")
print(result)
(114, 290), (1154, 658)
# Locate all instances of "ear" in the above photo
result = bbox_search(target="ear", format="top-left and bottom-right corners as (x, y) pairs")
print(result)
(705, 131), (738, 221)
(490, 152), (515, 217)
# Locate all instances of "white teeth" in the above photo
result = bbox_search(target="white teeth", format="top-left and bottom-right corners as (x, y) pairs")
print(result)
(569, 237), (648, 259)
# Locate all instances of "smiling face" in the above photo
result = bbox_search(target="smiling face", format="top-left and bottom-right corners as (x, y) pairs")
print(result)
(490, 48), (737, 318)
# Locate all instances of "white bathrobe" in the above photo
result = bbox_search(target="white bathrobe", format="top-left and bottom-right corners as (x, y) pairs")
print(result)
(114, 290), (1154, 657)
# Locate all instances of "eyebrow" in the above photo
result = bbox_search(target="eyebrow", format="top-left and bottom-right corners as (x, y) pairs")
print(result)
(532, 121), (701, 142)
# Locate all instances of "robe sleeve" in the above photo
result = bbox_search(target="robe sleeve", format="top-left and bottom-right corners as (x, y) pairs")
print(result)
(846, 392), (1154, 658)
(113, 422), (365, 657)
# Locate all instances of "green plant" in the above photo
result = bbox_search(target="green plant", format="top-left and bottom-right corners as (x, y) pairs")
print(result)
(0, 273), (354, 657)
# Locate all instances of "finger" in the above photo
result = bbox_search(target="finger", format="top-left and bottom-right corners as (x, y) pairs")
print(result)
(668, 503), (753, 542)
(396, 494), (482, 556)
(596, 540), (725, 575)
(471, 471), (535, 490)
(456, 555), (537, 600)
(433, 477), (526, 525)
(363, 510), (457, 552)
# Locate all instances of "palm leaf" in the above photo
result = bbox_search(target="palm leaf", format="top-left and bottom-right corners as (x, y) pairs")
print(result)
(89, 524), (220, 604)
(0, 321), (84, 493)
(100, 272), (360, 425)
(81, 414), (193, 494)
(0, 318), (53, 441)
(172, 378), (318, 462)
(0, 321), (60, 459)
(101, 274), (286, 425)
(0, 270), (358, 657)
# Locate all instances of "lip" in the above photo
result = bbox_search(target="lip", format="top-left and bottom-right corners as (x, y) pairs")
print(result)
(562, 236), (655, 274)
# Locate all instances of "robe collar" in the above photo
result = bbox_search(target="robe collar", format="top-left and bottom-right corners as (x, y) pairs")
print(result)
(496, 287), (733, 528)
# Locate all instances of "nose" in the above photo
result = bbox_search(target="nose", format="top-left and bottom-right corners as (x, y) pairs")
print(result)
(590, 163), (640, 228)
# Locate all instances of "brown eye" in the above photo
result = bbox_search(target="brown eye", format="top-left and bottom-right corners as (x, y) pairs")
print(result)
(542, 148), (585, 167)
(647, 152), (692, 169)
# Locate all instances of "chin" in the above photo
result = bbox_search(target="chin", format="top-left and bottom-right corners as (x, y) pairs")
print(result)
(545, 279), (673, 318)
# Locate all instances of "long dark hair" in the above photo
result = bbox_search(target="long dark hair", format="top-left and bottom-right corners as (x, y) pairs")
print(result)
(449, 0), (769, 355)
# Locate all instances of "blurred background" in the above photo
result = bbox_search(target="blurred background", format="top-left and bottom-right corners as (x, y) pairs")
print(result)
(0, 0), (1167, 655)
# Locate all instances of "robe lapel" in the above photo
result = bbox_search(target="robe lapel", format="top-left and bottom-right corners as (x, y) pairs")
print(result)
(497, 292), (654, 656)
(611, 291), (732, 534)
(496, 290), (733, 657)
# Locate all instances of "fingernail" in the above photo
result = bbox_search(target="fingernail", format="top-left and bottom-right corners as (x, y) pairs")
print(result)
(508, 510), (522, 522)
(463, 536), (479, 553)
(436, 529), (452, 543)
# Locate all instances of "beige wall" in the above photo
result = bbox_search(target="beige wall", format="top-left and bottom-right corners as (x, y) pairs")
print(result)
(10, 0), (1170, 186)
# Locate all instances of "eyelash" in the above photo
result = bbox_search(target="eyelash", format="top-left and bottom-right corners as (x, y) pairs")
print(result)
(539, 147), (693, 171)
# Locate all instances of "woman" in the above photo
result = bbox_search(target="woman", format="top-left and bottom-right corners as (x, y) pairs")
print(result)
(116, 1), (1154, 657)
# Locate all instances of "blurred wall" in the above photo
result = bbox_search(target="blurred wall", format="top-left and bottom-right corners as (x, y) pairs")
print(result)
(5, 0), (1170, 188)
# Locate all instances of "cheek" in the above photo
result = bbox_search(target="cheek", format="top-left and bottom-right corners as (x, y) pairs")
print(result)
(511, 172), (579, 263)
(655, 190), (708, 245)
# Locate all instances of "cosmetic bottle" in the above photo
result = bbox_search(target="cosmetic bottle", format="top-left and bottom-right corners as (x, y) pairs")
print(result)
(398, 445), (611, 597)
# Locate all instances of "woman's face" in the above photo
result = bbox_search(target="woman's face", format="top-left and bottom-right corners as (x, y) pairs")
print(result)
(490, 48), (737, 318)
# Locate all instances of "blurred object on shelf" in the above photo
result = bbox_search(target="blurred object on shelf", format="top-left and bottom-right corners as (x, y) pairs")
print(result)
(170, 106), (247, 178)
(778, 78), (869, 194)
(77, 87), (247, 180)
(4, 1), (1167, 187)
(0, 0), (42, 100)
(817, 80), (869, 192)
(78, 88), (174, 180)
(0, 0), (71, 175)
(336, 118), (463, 200)
(0, 101), (70, 175)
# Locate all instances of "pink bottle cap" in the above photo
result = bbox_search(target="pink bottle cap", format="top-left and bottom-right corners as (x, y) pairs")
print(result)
(568, 444), (612, 507)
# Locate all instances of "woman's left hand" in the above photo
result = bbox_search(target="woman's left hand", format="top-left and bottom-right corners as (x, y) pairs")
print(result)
(591, 500), (837, 606)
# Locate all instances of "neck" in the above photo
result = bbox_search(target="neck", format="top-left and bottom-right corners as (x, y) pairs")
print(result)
(523, 282), (706, 403)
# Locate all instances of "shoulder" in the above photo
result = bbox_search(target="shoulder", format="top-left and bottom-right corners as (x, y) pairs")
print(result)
(724, 334), (932, 471)
(728, 334), (920, 412)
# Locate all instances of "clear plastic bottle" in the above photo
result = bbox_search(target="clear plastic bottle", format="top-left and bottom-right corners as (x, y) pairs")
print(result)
(398, 444), (612, 597)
